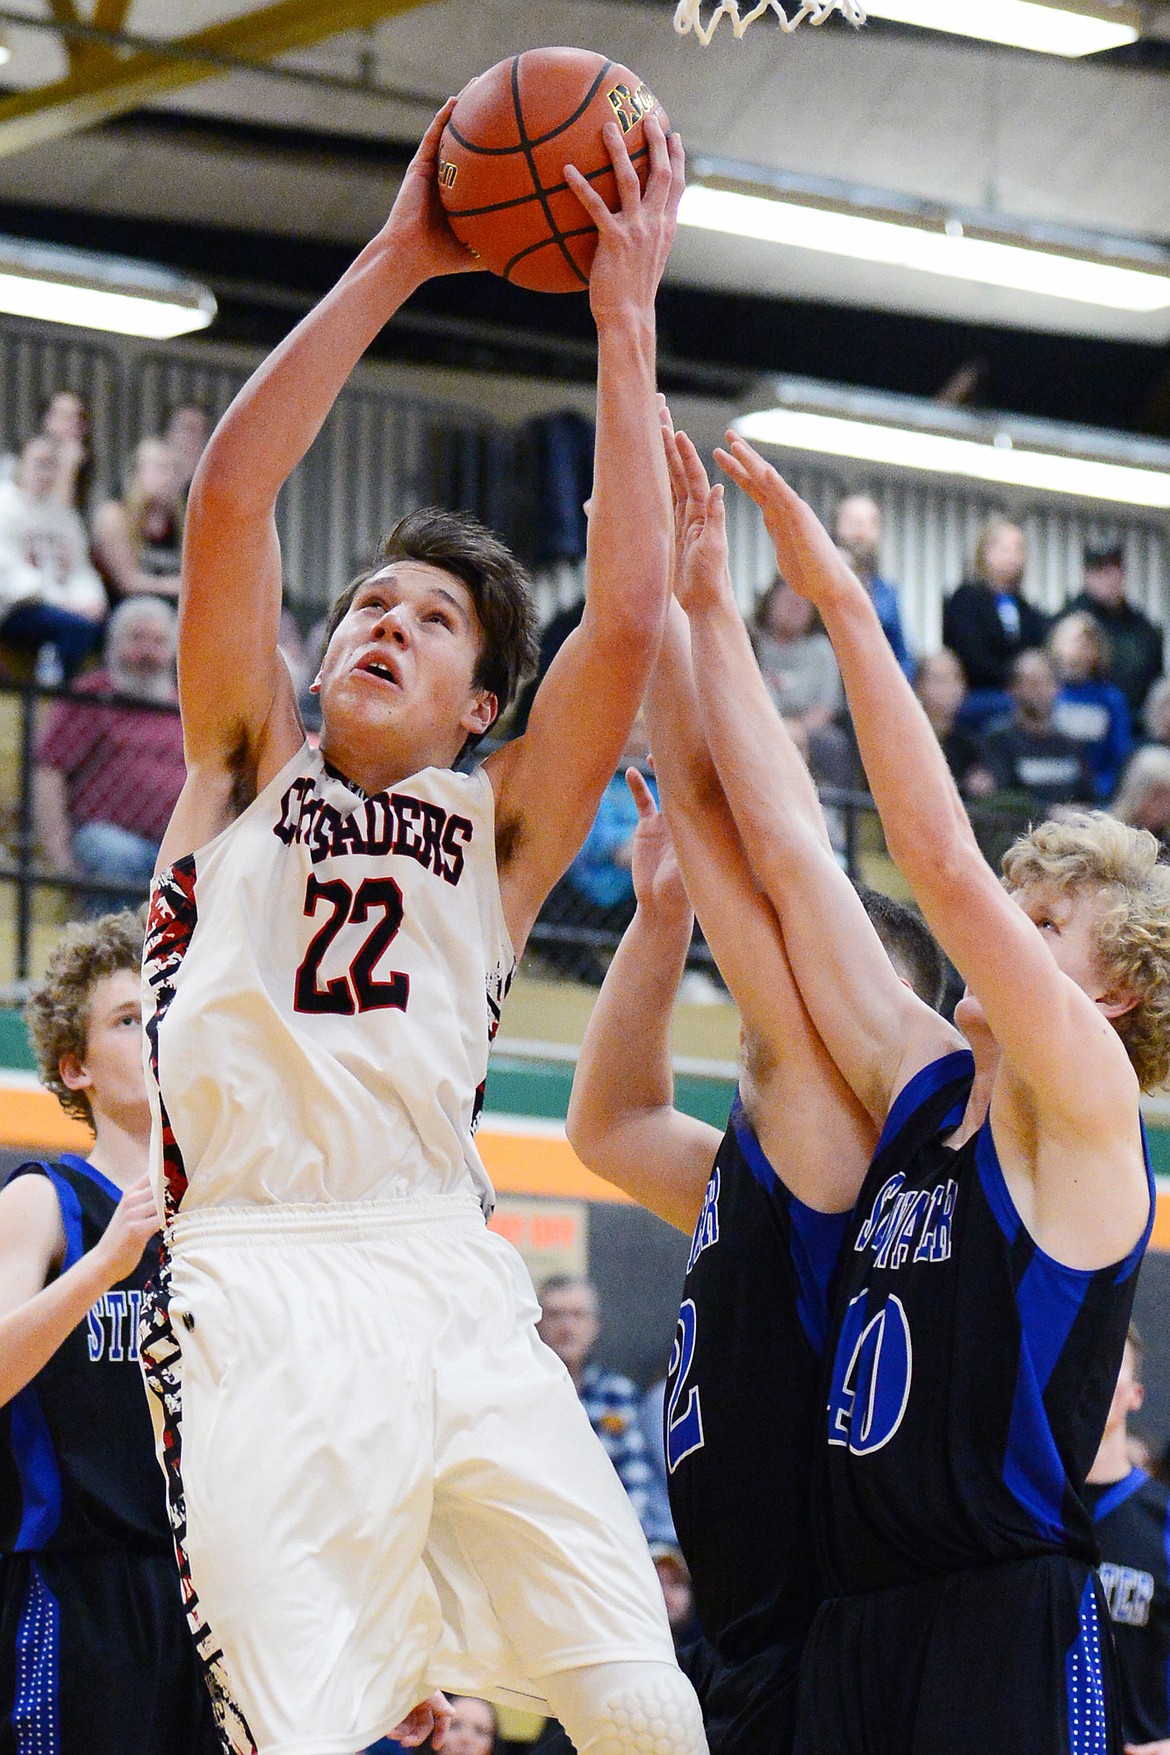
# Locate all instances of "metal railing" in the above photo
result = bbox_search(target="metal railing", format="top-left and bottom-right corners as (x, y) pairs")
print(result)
(0, 677), (1041, 994)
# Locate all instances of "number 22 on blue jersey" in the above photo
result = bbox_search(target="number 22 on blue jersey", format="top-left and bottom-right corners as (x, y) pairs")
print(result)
(666, 1299), (705, 1473)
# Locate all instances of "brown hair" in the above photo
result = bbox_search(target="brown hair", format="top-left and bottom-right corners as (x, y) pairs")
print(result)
(1001, 811), (1170, 1091)
(25, 911), (144, 1128)
(856, 885), (947, 1011)
(323, 508), (539, 744)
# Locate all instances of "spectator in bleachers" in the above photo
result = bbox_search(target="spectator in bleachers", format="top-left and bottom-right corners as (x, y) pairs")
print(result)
(33, 597), (184, 905)
(0, 434), (105, 679)
(161, 401), (211, 500)
(537, 1275), (654, 1532)
(365, 1696), (491, 1755)
(92, 438), (183, 603)
(1065, 542), (1163, 729)
(1049, 610), (1132, 802)
(38, 389), (92, 512)
(637, 1378), (677, 1548)
(1111, 747), (1170, 849)
(751, 574), (854, 790)
(914, 649), (996, 800)
(833, 493), (914, 678)
(942, 518), (1047, 723)
(649, 1542), (700, 1650)
(984, 648), (1094, 813)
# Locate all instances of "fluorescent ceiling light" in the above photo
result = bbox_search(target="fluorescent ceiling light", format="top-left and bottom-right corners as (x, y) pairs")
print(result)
(678, 184), (1170, 313)
(864, 0), (1138, 55)
(0, 237), (215, 339)
(735, 407), (1170, 509)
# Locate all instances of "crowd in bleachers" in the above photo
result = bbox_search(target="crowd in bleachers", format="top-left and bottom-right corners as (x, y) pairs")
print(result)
(3, 392), (1168, 963)
(756, 493), (1169, 860)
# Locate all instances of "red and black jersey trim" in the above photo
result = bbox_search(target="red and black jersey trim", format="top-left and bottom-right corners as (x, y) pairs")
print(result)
(139, 1248), (257, 1755)
(144, 857), (198, 1221)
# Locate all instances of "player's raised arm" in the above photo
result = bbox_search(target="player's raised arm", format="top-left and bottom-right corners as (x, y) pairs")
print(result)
(486, 114), (685, 951)
(669, 428), (956, 1127)
(567, 771), (722, 1234)
(717, 435), (1153, 1256)
(644, 418), (878, 1204)
(170, 102), (478, 853)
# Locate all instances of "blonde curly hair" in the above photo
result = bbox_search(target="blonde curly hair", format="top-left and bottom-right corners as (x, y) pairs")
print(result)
(24, 911), (144, 1128)
(1002, 812), (1170, 1092)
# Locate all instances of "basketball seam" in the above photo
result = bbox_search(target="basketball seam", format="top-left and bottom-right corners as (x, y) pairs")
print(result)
(502, 223), (600, 281)
(507, 52), (588, 289)
(443, 144), (650, 221)
(447, 56), (616, 157)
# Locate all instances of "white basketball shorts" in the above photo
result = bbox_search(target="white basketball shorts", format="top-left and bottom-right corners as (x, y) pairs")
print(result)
(141, 1193), (675, 1755)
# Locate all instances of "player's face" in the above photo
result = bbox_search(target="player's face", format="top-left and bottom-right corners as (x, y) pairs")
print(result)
(957, 882), (1120, 1040)
(315, 562), (495, 781)
(443, 1698), (495, 1755)
(61, 969), (150, 1135)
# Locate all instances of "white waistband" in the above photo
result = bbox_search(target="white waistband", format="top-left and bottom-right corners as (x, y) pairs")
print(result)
(168, 1192), (485, 1250)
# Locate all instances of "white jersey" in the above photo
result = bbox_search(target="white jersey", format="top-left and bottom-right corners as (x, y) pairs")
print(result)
(142, 742), (514, 1221)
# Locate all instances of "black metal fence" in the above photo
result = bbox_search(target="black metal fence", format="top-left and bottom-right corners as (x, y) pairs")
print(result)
(0, 676), (1037, 995)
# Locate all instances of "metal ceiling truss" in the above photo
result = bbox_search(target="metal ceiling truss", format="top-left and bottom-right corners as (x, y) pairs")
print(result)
(0, 0), (441, 158)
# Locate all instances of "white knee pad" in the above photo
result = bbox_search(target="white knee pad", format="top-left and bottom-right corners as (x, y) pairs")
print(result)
(540, 1659), (708, 1755)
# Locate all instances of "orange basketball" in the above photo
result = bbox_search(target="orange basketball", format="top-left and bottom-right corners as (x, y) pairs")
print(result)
(438, 48), (670, 294)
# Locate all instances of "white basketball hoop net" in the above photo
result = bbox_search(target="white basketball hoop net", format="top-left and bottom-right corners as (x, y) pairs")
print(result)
(674, 0), (866, 44)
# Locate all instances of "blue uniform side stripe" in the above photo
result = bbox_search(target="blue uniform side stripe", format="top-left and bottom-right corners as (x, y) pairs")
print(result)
(12, 1562), (59, 1754)
(58, 1152), (122, 1205)
(730, 1093), (851, 1357)
(873, 1050), (975, 1162)
(1090, 1467), (1148, 1523)
(9, 1389), (63, 1552)
(1065, 1576), (1109, 1754)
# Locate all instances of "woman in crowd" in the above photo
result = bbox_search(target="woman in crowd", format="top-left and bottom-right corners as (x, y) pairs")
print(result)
(1049, 609), (1132, 802)
(942, 517), (1047, 723)
(0, 434), (106, 679)
(92, 438), (183, 602)
(751, 572), (853, 789)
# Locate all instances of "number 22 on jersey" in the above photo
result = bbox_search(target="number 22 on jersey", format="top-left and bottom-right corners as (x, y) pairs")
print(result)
(293, 872), (410, 1015)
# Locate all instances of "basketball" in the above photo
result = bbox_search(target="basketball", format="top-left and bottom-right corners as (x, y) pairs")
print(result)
(437, 48), (670, 294)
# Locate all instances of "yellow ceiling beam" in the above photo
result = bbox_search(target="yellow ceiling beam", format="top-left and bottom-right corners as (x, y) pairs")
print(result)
(0, 0), (441, 158)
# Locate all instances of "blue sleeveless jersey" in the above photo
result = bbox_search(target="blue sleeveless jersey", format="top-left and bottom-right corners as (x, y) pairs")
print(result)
(1086, 1468), (1170, 1745)
(666, 1095), (851, 1660)
(0, 1157), (168, 1556)
(819, 1051), (1153, 1595)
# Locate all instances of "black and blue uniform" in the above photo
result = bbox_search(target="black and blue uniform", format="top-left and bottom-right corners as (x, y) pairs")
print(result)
(796, 1051), (1153, 1755)
(1085, 1467), (1170, 1747)
(666, 1095), (851, 1755)
(0, 1155), (219, 1755)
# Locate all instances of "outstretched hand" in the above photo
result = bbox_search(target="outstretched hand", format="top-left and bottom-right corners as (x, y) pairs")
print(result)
(566, 112), (685, 324)
(714, 432), (861, 614)
(660, 403), (730, 617)
(628, 767), (691, 926)
(384, 100), (486, 282)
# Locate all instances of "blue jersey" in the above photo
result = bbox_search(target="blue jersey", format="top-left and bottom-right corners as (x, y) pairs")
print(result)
(819, 1051), (1153, 1594)
(1086, 1468), (1170, 1746)
(666, 1095), (850, 1661)
(0, 1157), (166, 1557)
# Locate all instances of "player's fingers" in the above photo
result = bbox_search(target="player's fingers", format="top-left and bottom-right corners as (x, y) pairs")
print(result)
(675, 430), (712, 501)
(627, 766), (657, 817)
(641, 111), (672, 208)
(666, 129), (687, 210)
(603, 119), (643, 211)
(414, 99), (456, 166)
(564, 163), (612, 228)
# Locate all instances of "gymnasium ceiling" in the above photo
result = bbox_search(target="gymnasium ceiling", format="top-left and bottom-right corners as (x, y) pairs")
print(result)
(1, 0), (1170, 425)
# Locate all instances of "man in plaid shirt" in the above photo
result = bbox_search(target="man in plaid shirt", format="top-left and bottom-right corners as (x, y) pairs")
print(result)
(537, 1276), (654, 1532)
